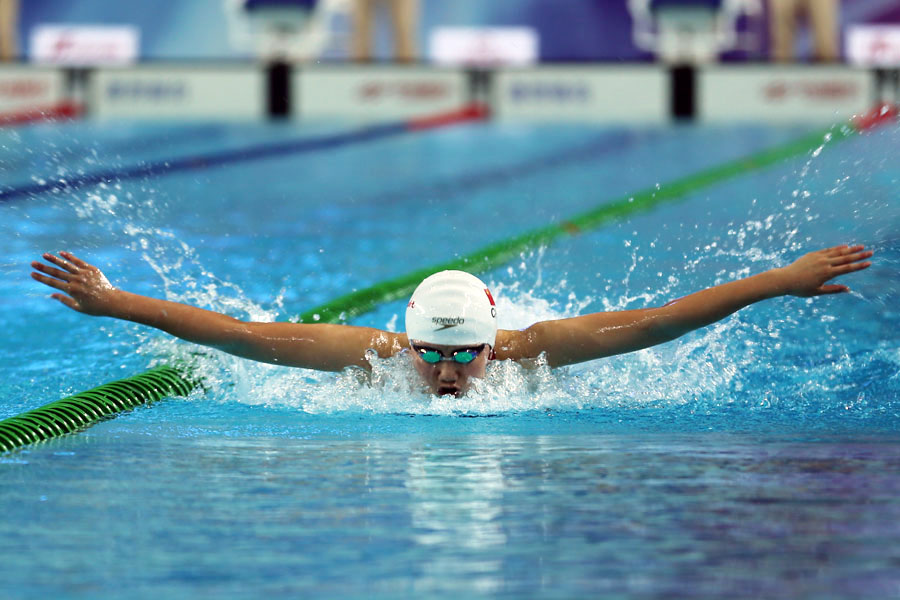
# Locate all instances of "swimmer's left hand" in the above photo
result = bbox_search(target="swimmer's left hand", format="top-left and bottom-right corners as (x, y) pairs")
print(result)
(30, 251), (118, 316)
(777, 244), (873, 297)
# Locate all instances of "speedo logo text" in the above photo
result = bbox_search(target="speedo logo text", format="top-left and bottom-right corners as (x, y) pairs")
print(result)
(432, 316), (464, 329)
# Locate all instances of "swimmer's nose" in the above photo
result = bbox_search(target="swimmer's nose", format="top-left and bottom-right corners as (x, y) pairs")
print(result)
(436, 362), (459, 382)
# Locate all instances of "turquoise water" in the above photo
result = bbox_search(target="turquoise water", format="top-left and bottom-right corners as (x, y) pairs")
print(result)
(1, 119), (899, 599)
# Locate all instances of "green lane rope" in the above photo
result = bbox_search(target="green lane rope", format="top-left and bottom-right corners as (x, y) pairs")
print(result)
(0, 366), (195, 453)
(3, 118), (873, 454)
(293, 123), (856, 324)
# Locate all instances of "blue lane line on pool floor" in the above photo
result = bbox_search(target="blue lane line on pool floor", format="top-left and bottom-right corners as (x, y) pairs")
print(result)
(0, 122), (408, 203)
(0, 123), (228, 177)
(369, 129), (657, 205)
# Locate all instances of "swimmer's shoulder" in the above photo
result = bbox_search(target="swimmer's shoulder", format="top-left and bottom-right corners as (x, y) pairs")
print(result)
(494, 327), (538, 361)
(361, 328), (408, 358)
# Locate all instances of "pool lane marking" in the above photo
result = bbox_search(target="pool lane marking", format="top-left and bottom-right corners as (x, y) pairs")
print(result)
(0, 103), (488, 204)
(0, 124), (404, 202)
(0, 124), (228, 175)
(299, 102), (899, 325)
(368, 128), (656, 206)
(294, 123), (866, 324)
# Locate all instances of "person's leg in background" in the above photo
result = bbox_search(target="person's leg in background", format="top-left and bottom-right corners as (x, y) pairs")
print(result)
(0, 0), (19, 61)
(769, 0), (797, 62)
(806, 0), (839, 62)
(388, 0), (417, 63)
(351, 0), (375, 62)
(769, 0), (799, 62)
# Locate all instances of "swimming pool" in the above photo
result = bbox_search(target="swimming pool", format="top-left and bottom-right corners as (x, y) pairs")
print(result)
(1, 118), (898, 599)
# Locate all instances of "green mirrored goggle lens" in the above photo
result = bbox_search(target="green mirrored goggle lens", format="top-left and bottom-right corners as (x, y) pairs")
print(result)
(416, 347), (480, 364)
(453, 351), (477, 364)
(419, 350), (443, 364)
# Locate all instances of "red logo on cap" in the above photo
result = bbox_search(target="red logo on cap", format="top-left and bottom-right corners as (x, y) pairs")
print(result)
(484, 288), (495, 306)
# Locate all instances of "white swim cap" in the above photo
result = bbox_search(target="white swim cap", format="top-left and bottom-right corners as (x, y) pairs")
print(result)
(405, 270), (498, 347)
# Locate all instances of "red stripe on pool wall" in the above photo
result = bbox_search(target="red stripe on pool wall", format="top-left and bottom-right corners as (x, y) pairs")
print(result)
(852, 102), (899, 132)
(407, 102), (490, 131)
(0, 101), (83, 127)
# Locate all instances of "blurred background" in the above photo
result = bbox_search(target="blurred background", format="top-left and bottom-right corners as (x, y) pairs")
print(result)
(0, 0), (897, 124)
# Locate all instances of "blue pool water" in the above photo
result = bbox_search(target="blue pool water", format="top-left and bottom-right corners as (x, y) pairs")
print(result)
(1, 118), (899, 599)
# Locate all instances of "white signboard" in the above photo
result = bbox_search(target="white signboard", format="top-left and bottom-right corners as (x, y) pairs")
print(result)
(296, 67), (467, 120)
(92, 66), (264, 119)
(430, 27), (538, 66)
(0, 66), (65, 112)
(700, 67), (871, 123)
(495, 67), (667, 123)
(846, 25), (900, 67)
(30, 25), (139, 66)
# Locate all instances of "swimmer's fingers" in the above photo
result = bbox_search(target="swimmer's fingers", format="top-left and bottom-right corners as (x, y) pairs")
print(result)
(30, 260), (72, 282)
(828, 248), (873, 267)
(785, 246), (872, 297)
(50, 293), (82, 312)
(813, 250), (871, 294)
(42, 252), (80, 273)
(815, 284), (850, 295)
(809, 254), (871, 295)
(828, 258), (872, 276)
(59, 251), (92, 269)
(822, 243), (863, 254)
(30, 270), (70, 292)
(31, 272), (86, 312)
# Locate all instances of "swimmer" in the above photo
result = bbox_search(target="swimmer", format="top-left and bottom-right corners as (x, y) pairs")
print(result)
(31, 245), (873, 397)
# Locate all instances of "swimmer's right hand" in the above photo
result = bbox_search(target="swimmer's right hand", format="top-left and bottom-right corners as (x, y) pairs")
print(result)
(31, 251), (119, 316)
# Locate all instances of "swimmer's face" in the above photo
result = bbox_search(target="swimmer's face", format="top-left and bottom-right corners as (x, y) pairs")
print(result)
(409, 342), (491, 397)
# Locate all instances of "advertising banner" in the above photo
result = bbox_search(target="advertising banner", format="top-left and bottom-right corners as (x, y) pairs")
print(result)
(296, 67), (467, 119)
(92, 66), (265, 119)
(30, 25), (139, 66)
(0, 66), (65, 113)
(429, 27), (538, 66)
(495, 67), (667, 122)
(700, 67), (871, 123)
(846, 25), (900, 67)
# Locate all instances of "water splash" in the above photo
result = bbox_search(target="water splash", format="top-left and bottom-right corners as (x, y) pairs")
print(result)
(11, 122), (897, 426)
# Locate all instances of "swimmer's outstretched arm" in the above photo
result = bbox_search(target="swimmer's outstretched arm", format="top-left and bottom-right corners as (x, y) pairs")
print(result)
(31, 252), (404, 372)
(495, 245), (873, 368)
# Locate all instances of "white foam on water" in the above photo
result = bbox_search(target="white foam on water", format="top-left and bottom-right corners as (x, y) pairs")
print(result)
(132, 248), (776, 416)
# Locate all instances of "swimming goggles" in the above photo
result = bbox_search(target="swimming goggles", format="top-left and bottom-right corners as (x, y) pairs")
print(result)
(412, 344), (486, 365)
